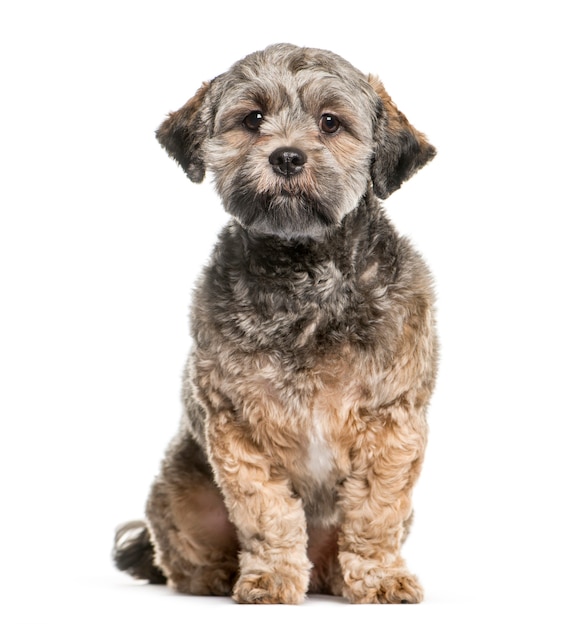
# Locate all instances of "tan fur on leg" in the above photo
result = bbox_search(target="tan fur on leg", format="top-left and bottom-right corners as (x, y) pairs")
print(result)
(205, 412), (312, 604)
(338, 414), (427, 603)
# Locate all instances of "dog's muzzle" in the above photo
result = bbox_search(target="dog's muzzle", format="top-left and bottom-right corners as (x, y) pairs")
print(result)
(269, 146), (307, 177)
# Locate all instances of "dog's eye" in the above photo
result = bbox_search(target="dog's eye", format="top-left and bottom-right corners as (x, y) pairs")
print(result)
(320, 113), (340, 134)
(243, 111), (264, 131)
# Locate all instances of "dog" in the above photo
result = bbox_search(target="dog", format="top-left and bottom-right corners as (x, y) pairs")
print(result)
(113, 43), (437, 605)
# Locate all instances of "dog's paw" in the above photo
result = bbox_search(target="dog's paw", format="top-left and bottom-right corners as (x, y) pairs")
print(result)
(376, 571), (424, 604)
(342, 561), (423, 604)
(168, 563), (237, 596)
(232, 570), (307, 604)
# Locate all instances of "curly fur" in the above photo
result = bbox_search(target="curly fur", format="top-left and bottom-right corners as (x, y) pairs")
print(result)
(114, 43), (437, 605)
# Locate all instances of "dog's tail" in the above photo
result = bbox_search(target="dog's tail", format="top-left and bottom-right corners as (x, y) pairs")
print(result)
(112, 520), (167, 584)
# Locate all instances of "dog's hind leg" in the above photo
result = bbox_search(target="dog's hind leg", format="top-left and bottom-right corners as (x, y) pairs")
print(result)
(145, 475), (238, 594)
(148, 431), (239, 595)
(114, 430), (239, 595)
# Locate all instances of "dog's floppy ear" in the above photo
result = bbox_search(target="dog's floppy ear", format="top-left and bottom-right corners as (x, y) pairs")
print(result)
(368, 75), (436, 200)
(156, 81), (213, 183)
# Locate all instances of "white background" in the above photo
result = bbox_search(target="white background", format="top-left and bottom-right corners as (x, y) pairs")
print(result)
(1, 1), (570, 624)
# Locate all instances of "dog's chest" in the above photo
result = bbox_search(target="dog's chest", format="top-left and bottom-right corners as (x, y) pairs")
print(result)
(305, 408), (335, 483)
(195, 223), (414, 490)
(241, 345), (378, 486)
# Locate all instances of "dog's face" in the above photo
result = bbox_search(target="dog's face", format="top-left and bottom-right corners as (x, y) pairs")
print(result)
(157, 44), (435, 238)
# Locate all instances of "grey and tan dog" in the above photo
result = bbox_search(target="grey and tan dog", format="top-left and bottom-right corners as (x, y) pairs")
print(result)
(113, 43), (438, 604)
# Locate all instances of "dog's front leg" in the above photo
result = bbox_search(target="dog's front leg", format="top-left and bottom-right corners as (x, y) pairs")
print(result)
(206, 413), (311, 604)
(338, 411), (427, 604)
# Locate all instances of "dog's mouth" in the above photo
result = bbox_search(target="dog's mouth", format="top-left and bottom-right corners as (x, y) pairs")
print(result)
(225, 186), (339, 239)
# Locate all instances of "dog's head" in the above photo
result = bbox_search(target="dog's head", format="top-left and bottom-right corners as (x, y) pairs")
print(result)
(157, 44), (435, 238)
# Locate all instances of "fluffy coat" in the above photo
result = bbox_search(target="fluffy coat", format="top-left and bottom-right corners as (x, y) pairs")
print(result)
(113, 43), (437, 605)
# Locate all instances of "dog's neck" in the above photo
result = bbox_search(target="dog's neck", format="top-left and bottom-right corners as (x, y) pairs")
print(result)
(199, 189), (403, 354)
(229, 190), (398, 281)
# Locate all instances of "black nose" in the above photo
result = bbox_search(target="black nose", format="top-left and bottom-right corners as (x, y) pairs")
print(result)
(269, 147), (307, 177)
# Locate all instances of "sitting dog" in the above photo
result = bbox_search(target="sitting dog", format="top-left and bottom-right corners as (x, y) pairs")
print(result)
(113, 43), (438, 604)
